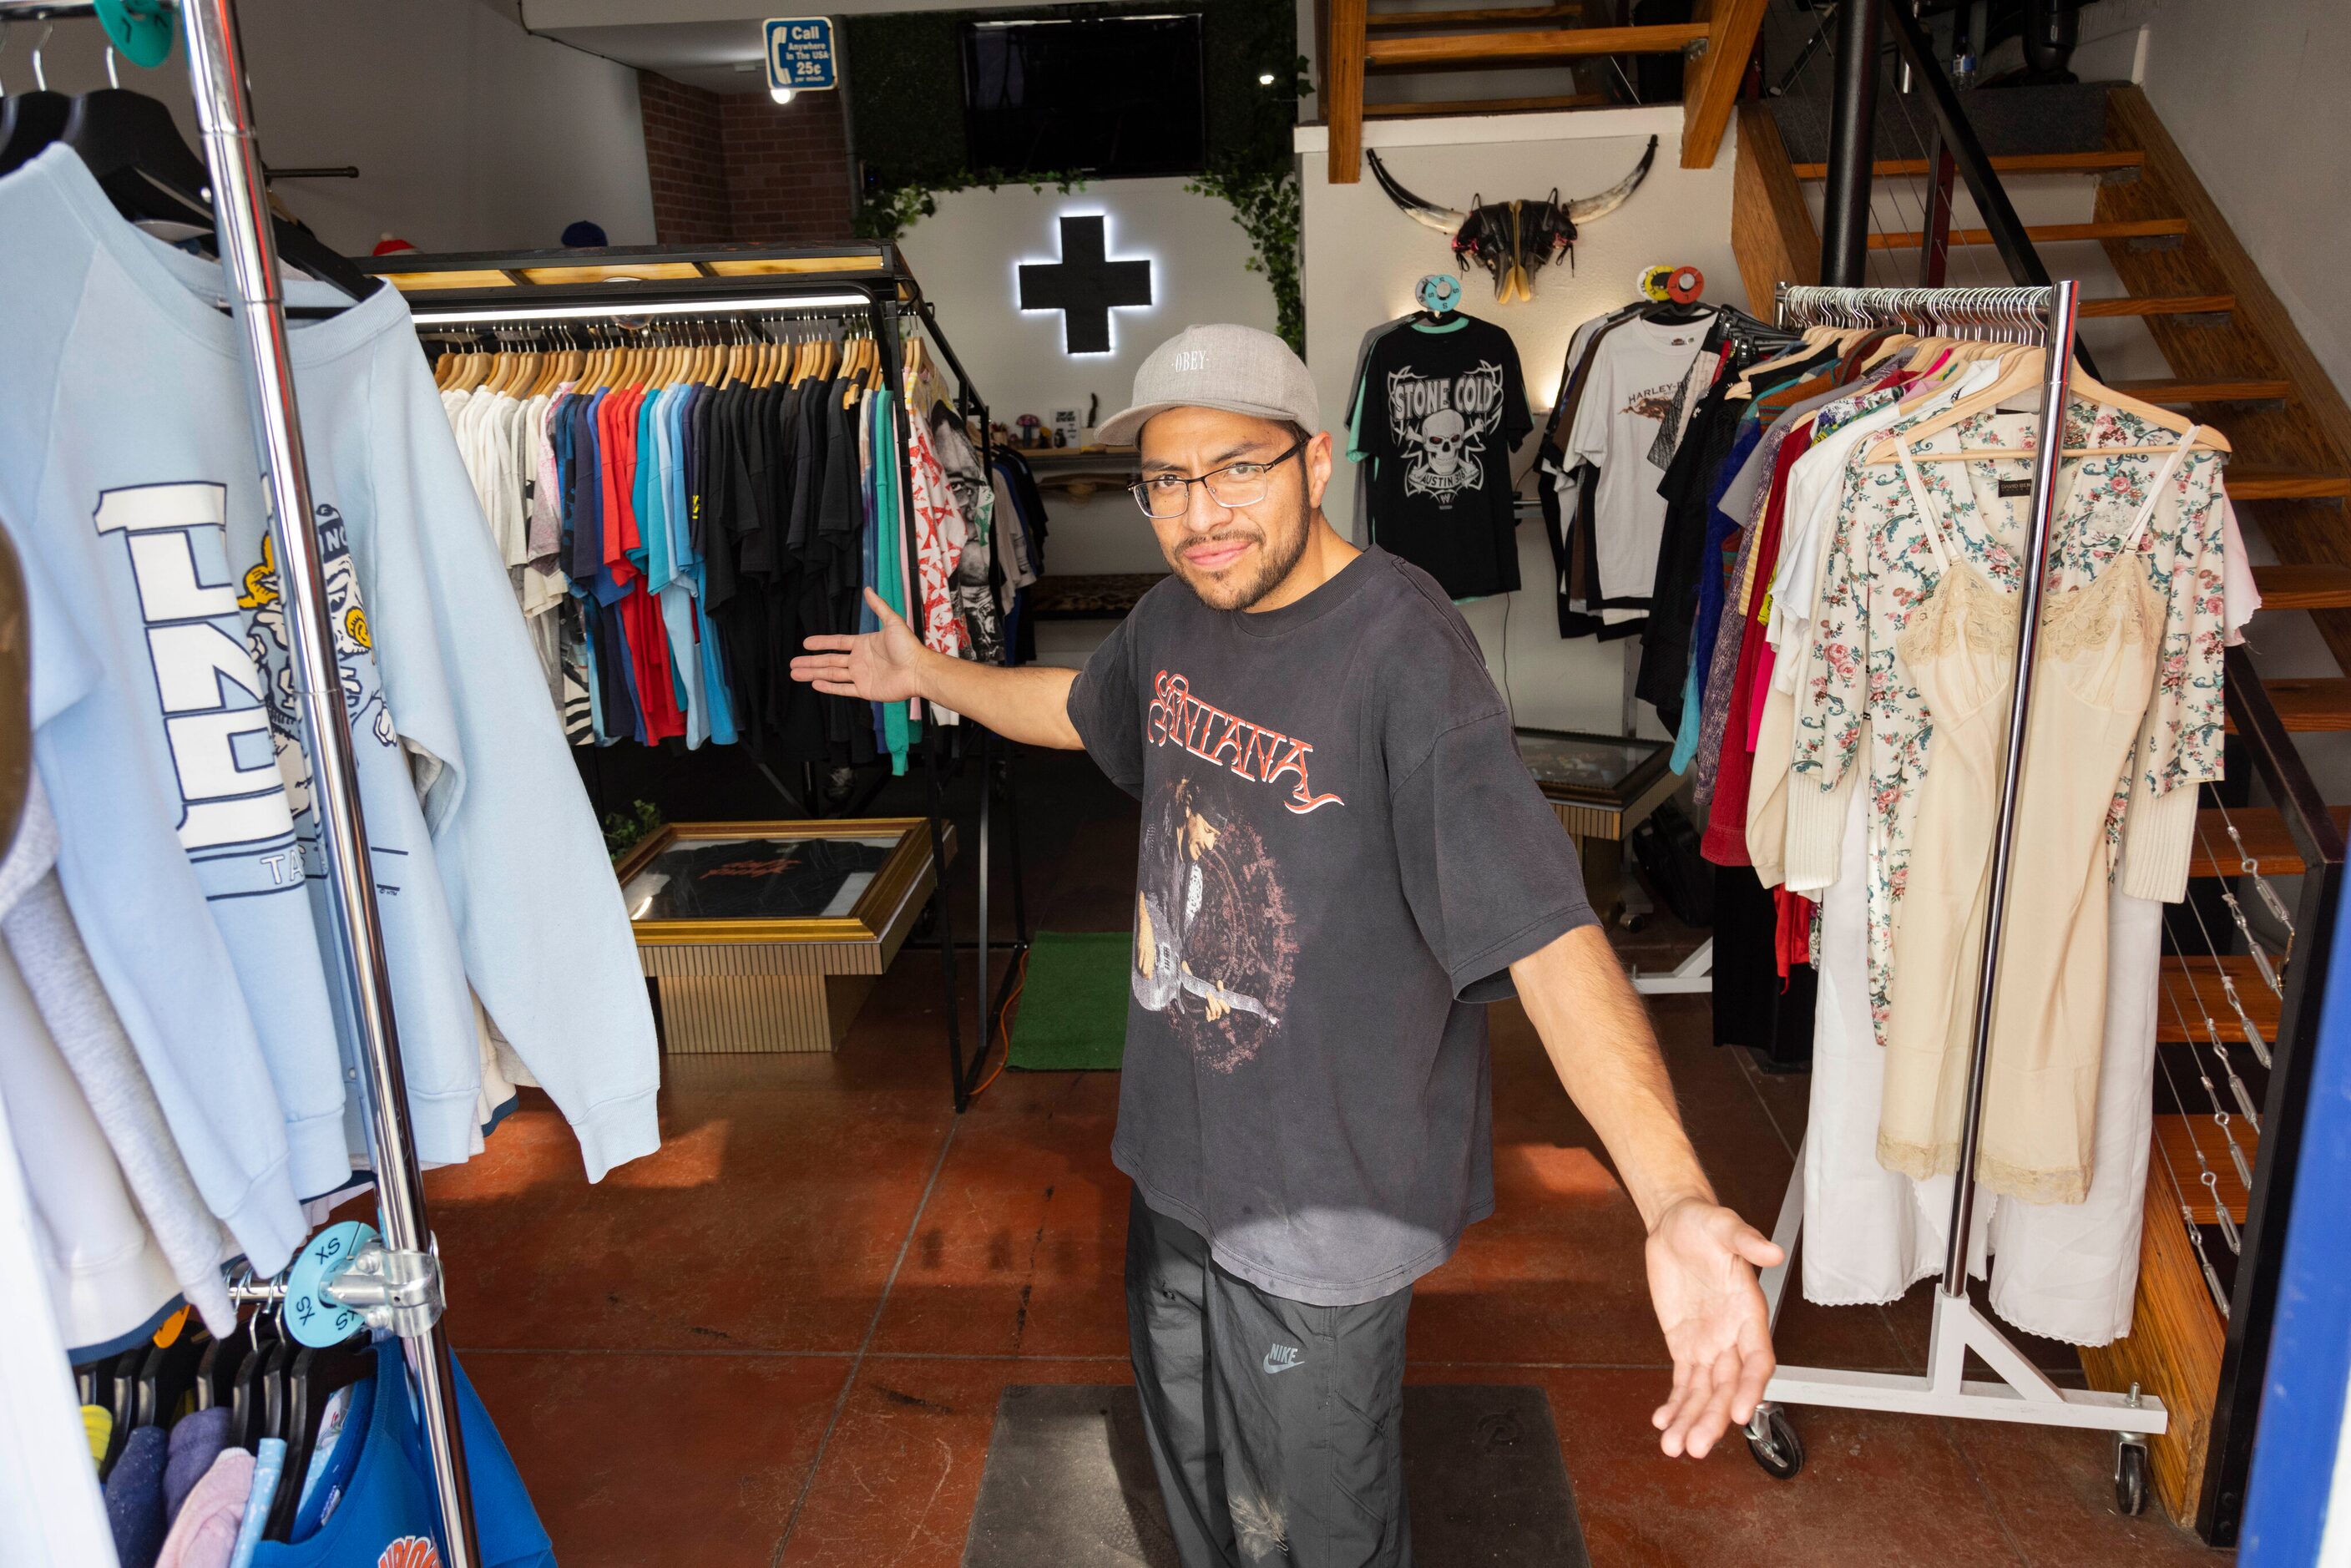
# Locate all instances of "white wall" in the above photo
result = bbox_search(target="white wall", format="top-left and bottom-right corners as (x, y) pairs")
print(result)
(898, 176), (1284, 664)
(1297, 105), (1739, 733)
(2130, 0), (2351, 399)
(21, 0), (655, 255)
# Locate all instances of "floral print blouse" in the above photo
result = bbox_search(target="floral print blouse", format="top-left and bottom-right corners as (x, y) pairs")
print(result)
(1786, 396), (2227, 1043)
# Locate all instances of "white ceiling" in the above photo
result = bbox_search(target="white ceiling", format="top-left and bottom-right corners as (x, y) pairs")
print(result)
(521, 0), (1067, 94)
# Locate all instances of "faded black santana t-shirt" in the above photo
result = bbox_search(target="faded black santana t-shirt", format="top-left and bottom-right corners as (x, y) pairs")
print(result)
(1066, 548), (1595, 1305)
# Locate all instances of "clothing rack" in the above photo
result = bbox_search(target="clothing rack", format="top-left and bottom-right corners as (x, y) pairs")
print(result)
(1741, 280), (2173, 1485)
(361, 245), (1031, 1111)
(0, 0), (494, 1560)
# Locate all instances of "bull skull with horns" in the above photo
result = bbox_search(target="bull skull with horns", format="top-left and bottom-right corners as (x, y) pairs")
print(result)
(1367, 134), (1659, 305)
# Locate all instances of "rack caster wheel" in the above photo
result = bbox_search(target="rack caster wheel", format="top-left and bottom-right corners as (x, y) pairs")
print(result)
(1746, 1404), (1803, 1479)
(2114, 1436), (2149, 1516)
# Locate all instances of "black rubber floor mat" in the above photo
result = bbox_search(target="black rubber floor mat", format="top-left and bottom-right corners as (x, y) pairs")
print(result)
(959, 1383), (1587, 1567)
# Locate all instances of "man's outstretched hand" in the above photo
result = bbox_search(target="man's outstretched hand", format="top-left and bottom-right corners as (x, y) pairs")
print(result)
(789, 588), (926, 701)
(1646, 1196), (1782, 1459)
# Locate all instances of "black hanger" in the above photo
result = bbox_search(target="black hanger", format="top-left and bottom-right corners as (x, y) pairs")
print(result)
(56, 87), (379, 304)
(1640, 298), (1714, 326)
(0, 90), (70, 176)
(266, 1342), (376, 1540)
(134, 1325), (210, 1430)
(195, 1323), (250, 1412)
(228, 1312), (283, 1450)
(99, 1344), (144, 1475)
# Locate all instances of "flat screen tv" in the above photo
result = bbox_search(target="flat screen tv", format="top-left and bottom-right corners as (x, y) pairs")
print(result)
(962, 13), (1206, 179)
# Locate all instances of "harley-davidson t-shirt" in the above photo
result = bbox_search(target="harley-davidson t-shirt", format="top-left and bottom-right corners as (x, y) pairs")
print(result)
(1066, 548), (1596, 1305)
(1353, 316), (1534, 599)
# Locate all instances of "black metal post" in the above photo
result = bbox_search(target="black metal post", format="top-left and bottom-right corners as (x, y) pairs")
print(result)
(1820, 0), (1882, 285)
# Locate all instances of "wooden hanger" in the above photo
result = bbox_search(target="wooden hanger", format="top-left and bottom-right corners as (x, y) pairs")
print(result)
(1870, 348), (2233, 463)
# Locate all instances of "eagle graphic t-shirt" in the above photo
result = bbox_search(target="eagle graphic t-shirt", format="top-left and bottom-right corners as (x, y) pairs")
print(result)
(1354, 316), (1534, 599)
(1067, 549), (1596, 1304)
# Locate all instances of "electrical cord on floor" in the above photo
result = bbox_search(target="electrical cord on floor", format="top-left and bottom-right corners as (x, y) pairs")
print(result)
(966, 945), (1030, 1101)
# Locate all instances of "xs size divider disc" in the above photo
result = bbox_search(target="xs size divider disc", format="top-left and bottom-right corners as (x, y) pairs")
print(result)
(285, 1220), (377, 1347)
(1666, 266), (1706, 303)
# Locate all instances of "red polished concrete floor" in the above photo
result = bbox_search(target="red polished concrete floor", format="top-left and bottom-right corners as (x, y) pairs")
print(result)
(422, 754), (2223, 1565)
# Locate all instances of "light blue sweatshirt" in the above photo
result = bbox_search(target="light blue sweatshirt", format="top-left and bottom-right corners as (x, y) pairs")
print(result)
(0, 149), (660, 1199)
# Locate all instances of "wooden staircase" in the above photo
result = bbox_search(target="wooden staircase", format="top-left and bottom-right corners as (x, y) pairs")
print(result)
(1323, 0), (1772, 181)
(1732, 85), (2351, 736)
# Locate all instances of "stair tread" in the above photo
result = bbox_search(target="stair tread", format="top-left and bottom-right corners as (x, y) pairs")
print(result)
(1367, 3), (1587, 28)
(2080, 295), (2236, 318)
(2157, 956), (2278, 1044)
(1364, 92), (1609, 118)
(2189, 806), (2351, 878)
(1791, 150), (2146, 179)
(2113, 377), (2295, 403)
(1869, 218), (2190, 249)
(2154, 1115), (2255, 1224)
(2230, 468), (2351, 501)
(2234, 678), (2351, 733)
(1363, 20), (1706, 68)
(2251, 564), (2351, 609)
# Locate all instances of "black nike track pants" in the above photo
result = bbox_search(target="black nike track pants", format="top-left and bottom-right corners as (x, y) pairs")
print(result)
(1124, 1187), (1415, 1568)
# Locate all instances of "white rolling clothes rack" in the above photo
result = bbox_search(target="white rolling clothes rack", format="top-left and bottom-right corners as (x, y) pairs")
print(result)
(0, 0), (489, 1560)
(1741, 281), (2167, 1489)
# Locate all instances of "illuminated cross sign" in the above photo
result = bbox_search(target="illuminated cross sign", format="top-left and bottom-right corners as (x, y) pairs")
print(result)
(1018, 215), (1152, 356)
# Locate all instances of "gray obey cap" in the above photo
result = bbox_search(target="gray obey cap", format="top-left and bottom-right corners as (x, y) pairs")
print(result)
(1097, 324), (1323, 447)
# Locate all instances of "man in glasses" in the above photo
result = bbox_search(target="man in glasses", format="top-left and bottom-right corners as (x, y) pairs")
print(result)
(791, 324), (1777, 1568)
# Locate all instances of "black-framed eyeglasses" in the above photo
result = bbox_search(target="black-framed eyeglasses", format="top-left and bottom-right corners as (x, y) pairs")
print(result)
(1129, 437), (1308, 520)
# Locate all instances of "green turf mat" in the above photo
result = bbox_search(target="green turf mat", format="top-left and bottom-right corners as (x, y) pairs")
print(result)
(1006, 930), (1132, 1070)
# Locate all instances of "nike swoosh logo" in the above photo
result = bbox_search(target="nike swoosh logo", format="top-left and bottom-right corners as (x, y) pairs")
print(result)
(1263, 1348), (1302, 1374)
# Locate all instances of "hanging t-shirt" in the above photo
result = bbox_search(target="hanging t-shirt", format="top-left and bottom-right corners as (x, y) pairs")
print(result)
(1564, 315), (1712, 606)
(1353, 316), (1534, 599)
(1065, 549), (1596, 1306)
(250, 1338), (551, 1567)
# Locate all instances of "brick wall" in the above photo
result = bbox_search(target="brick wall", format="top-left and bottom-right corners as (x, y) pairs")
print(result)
(638, 73), (730, 246)
(720, 89), (856, 245)
(635, 71), (857, 246)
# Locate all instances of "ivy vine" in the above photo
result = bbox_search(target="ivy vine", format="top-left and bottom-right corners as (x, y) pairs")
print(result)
(856, 169), (1090, 243)
(1186, 161), (1303, 355)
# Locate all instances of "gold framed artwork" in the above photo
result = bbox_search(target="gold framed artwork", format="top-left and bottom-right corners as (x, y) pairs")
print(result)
(614, 819), (948, 1053)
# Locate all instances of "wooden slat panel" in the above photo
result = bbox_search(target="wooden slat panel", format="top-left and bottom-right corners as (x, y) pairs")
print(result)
(2187, 806), (2351, 876)
(2251, 564), (2351, 609)
(1681, 0), (1770, 169)
(2156, 956), (2278, 1044)
(2080, 294), (2235, 317)
(1730, 104), (1818, 316)
(517, 262), (704, 284)
(2227, 468), (2351, 501)
(2112, 378), (2293, 404)
(1868, 218), (2189, 250)
(1790, 149), (2147, 179)
(1363, 92), (1608, 118)
(1328, 0), (1368, 185)
(2079, 1156), (2227, 1528)
(1363, 21), (1707, 68)
(1367, 3), (1585, 28)
(2236, 677), (2351, 732)
(380, 269), (518, 291)
(701, 255), (883, 276)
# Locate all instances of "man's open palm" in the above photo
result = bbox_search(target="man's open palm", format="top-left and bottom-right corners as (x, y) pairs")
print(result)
(790, 588), (925, 701)
(1645, 1198), (1782, 1459)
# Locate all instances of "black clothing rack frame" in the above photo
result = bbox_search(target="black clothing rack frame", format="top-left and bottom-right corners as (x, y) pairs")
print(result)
(358, 244), (1032, 1112)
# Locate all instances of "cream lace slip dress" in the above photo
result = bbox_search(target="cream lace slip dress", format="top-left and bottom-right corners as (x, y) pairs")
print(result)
(1875, 430), (2196, 1203)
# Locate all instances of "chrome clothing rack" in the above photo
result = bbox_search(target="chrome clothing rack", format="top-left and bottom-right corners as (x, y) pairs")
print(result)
(1742, 281), (2171, 1489)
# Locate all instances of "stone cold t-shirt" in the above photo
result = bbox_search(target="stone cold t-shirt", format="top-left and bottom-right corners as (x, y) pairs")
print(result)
(1067, 548), (1596, 1305)
(1357, 316), (1534, 599)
